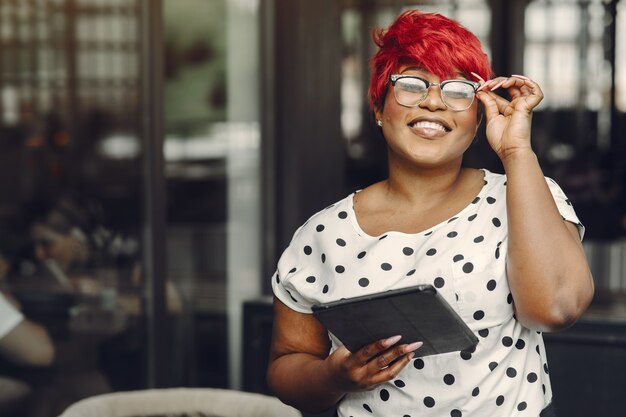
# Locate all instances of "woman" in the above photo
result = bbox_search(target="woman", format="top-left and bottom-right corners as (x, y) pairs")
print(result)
(267, 10), (594, 417)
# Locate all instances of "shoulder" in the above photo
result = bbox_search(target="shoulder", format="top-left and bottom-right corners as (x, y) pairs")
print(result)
(290, 194), (356, 241)
(481, 169), (506, 186)
(277, 193), (357, 275)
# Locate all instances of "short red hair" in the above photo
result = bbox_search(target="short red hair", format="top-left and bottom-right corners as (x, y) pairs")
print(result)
(368, 10), (493, 111)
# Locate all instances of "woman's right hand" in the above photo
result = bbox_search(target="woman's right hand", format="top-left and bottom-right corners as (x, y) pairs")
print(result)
(326, 336), (422, 392)
(268, 298), (423, 412)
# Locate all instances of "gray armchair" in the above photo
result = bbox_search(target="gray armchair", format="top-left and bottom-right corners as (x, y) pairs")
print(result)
(57, 388), (302, 417)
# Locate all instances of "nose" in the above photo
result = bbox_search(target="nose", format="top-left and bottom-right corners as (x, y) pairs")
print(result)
(418, 84), (447, 111)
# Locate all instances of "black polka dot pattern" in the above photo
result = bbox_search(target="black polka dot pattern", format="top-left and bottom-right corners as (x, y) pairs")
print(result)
(270, 171), (580, 416)
(380, 389), (390, 401)
(394, 379), (405, 388)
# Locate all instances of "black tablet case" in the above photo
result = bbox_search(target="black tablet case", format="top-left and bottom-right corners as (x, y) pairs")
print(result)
(312, 284), (478, 356)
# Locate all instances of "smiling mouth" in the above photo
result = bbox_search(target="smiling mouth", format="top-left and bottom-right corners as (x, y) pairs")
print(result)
(408, 120), (451, 133)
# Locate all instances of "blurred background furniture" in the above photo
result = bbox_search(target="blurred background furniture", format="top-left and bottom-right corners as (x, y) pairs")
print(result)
(57, 387), (302, 417)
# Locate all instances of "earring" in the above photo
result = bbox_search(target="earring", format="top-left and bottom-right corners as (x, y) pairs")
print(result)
(376, 120), (382, 127)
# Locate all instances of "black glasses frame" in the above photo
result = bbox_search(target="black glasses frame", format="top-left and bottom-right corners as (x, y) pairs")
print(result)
(389, 74), (480, 110)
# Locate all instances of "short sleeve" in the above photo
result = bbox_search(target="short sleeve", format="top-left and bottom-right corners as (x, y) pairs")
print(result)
(546, 176), (585, 240)
(0, 292), (24, 339)
(271, 224), (318, 314)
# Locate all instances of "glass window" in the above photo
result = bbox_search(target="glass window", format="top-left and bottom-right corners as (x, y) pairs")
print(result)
(523, 0), (614, 111)
(163, 0), (262, 390)
(0, 2), (151, 415)
(0, 1), (263, 411)
(163, 0), (230, 387)
(617, 0), (626, 111)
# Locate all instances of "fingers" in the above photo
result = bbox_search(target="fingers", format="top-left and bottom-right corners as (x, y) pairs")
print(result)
(477, 74), (543, 111)
(371, 341), (423, 372)
(476, 89), (507, 121)
(475, 91), (512, 117)
(352, 335), (402, 366)
(345, 336), (423, 389)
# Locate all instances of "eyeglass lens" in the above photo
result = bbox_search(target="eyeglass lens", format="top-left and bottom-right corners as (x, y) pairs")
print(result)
(393, 77), (475, 110)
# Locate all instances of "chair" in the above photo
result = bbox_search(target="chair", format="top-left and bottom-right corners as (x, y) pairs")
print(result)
(57, 387), (302, 417)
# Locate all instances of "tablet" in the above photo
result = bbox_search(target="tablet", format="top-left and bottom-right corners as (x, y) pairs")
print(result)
(312, 284), (478, 356)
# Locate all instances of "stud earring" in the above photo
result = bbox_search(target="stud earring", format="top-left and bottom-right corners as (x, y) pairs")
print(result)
(376, 120), (383, 127)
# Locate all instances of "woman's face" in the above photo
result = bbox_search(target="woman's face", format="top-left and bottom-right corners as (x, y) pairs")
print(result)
(375, 67), (479, 170)
(31, 223), (85, 272)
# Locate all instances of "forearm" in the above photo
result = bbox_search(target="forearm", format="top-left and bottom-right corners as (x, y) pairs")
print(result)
(503, 150), (593, 330)
(268, 352), (345, 413)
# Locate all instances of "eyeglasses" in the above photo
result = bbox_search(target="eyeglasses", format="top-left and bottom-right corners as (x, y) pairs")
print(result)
(389, 74), (479, 111)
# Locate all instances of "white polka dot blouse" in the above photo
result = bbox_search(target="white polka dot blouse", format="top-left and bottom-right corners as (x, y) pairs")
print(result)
(272, 169), (583, 417)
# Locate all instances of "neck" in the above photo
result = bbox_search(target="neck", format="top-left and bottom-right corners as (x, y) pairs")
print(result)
(384, 157), (466, 205)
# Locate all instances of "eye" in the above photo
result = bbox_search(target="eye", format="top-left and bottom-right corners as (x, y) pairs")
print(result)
(397, 77), (428, 93)
(442, 82), (475, 98)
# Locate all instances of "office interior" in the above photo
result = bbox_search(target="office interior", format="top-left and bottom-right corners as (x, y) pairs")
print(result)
(0, 0), (624, 416)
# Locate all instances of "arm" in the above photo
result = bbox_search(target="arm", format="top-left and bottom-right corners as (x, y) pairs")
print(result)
(267, 297), (420, 413)
(504, 151), (593, 331)
(0, 318), (55, 367)
(477, 76), (594, 332)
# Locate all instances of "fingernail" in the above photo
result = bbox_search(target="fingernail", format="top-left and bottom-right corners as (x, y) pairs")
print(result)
(404, 341), (423, 353)
(477, 80), (492, 92)
(490, 80), (505, 91)
(384, 335), (402, 347)
(511, 74), (529, 80)
(470, 71), (485, 83)
(407, 352), (415, 360)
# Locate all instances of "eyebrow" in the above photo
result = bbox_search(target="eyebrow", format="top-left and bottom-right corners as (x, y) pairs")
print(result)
(400, 66), (426, 74)
(398, 68), (469, 81)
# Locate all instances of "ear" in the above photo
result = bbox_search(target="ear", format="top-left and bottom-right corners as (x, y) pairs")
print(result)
(374, 108), (383, 127)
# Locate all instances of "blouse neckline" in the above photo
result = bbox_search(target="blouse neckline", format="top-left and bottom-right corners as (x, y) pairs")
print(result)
(347, 168), (492, 240)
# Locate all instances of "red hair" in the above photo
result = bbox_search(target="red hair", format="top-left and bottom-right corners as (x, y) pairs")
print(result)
(368, 10), (493, 111)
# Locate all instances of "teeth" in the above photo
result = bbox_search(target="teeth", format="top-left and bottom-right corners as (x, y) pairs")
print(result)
(410, 121), (448, 132)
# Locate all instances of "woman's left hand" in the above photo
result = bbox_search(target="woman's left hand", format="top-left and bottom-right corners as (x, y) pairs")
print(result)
(475, 75), (544, 161)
